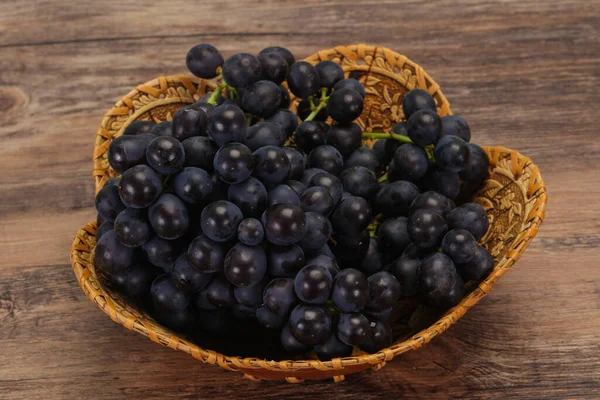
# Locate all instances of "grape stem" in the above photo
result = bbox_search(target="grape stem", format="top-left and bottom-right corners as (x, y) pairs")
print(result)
(377, 173), (388, 183)
(207, 81), (228, 105)
(304, 88), (330, 121)
(362, 132), (413, 144)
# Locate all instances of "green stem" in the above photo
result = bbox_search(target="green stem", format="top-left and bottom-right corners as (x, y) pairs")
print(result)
(377, 173), (388, 183)
(362, 132), (413, 144)
(207, 81), (228, 105)
(304, 88), (330, 121)
(308, 96), (316, 110)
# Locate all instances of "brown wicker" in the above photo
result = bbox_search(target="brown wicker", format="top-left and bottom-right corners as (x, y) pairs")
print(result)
(77, 44), (548, 382)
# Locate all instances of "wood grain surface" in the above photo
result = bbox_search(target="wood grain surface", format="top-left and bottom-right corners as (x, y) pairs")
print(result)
(1, 0), (599, 398)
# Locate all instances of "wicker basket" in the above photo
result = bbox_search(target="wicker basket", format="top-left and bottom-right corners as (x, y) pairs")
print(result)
(75, 44), (547, 382)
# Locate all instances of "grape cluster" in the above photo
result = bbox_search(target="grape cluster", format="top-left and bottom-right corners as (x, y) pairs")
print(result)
(94, 43), (494, 361)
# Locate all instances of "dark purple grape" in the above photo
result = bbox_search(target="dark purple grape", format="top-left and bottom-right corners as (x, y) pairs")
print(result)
(193, 287), (218, 311)
(110, 263), (159, 299)
(421, 168), (460, 199)
(104, 177), (121, 187)
(297, 97), (329, 122)
(95, 230), (135, 276)
(442, 229), (478, 264)
(339, 166), (378, 200)
(263, 278), (298, 316)
(245, 121), (286, 151)
(172, 106), (208, 141)
(378, 216), (411, 258)
(237, 218), (264, 245)
(307, 145), (344, 176)
(278, 85), (291, 108)
(359, 238), (384, 276)
(300, 168), (327, 186)
(253, 145), (291, 185)
(308, 172), (343, 204)
(375, 181), (420, 217)
(331, 229), (370, 263)
(315, 333), (353, 360)
(360, 318), (393, 353)
(149, 193), (189, 240)
(434, 135), (471, 172)
(257, 52), (288, 84)
(107, 135), (149, 174)
(282, 147), (306, 180)
(331, 196), (372, 236)
(234, 276), (268, 307)
(151, 121), (173, 137)
(281, 325), (311, 355)
(114, 208), (150, 247)
(294, 265), (332, 304)
(409, 191), (454, 218)
(388, 143), (429, 183)
(96, 183), (126, 221)
(187, 234), (224, 273)
(337, 312), (369, 346)
(419, 253), (465, 308)
(459, 143), (489, 183)
(118, 165), (163, 209)
(171, 254), (212, 293)
(213, 142), (254, 184)
(408, 209), (448, 249)
(456, 245), (494, 282)
(123, 120), (155, 136)
(146, 136), (185, 175)
(256, 305), (286, 329)
(407, 109), (442, 146)
(191, 102), (215, 119)
(331, 268), (368, 312)
(388, 256), (420, 297)
(287, 180), (307, 196)
(96, 221), (113, 242)
(186, 43), (224, 79)
(224, 243), (267, 287)
(208, 104), (247, 147)
(445, 202), (489, 241)
(287, 61), (320, 99)
(333, 78), (366, 98)
(267, 244), (305, 277)
(305, 254), (340, 278)
(222, 53), (262, 88)
(150, 274), (190, 313)
(327, 88), (364, 123)
(268, 184), (300, 207)
(200, 200), (243, 242)
(402, 242), (431, 260)
(259, 46), (295, 68)
(315, 60), (344, 89)
(227, 177), (268, 218)
(366, 271), (401, 311)
(182, 136), (218, 171)
(205, 274), (236, 307)
(402, 89), (436, 120)
(173, 167), (214, 205)
(143, 236), (181, 271)
(241, 80), (282, 118)
(289, 304), (332, 345)
(295, 121), (328, 153)
(441, 115), (471, 142)
(300, 186), (335, 216)
(345, 147), (381, 175)
(261, 203), (307, 245)
(267, 109), (298, 138)
(326, 122), (362, 158)
(298, 212), (332, 251)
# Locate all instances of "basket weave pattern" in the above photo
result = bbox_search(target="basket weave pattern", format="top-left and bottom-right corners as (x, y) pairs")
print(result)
(76, 44), (547, 382)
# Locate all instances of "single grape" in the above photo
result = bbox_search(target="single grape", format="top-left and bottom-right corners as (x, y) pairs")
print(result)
(208, 104), (247, 147)
(307, 145), (344, 176)
(234, 276), (268, 307)
(333, 78), (366, 98)
(408, 209), (448, 249)
(278, 84), (291, 108)
(289, 304), (332, 345)
(419, 253), (465, 308)
(213, 142), (254, 184)
(308, 172), (343, 204)
(187, 234), (225, 273)
(151, 121), (173, 137)
(327, 88), (364, 123)
(331, 230), (370, 262)
(378, 216), (412, 258)
(456, 245), (494, 282)
(172, 106), (208, 142)
(345, 147), (381, 175)
(305, 254), (340, 278)
(205, 274), (236, 307)
(171, 254), (212, 293)
(146, 136), (185, 175)
(434, 135), (471, 172)
(402, 89), (436, 119)
(107, 135), (149, 174)
(409, 191), (454, 218)
(295, 120), (328, 153)
(459, 143), (490, 183)
(237, 218), (264, 245)
(259, 46), (295, 68)
(241, 80), (282, 118)
(253, 145), (291, 185)
(224, 243), (267, 287)
(339, 166), (378, 200)
(182, 136), (218, 171)
(96, 183), (126, 221)
(186, 43), (224, 79)
(222, 53), (262, 88)
(326, 122), (362, 158)
(442, 229), (478, 264)
(337, 312), (370, 346)
(267, 109), (298, 138)
(118, 165), (162, 209)
(388, 143), (429, 183)
(360, 318), (393, 353)
(375, 181), (420, 217)
(173, 167), (214, 205)
(294, 265), (332, 304)
(261, 203), (307, 245)
(287, 61), (320, 99)
(256, 305), (286, 329)
(297, 96), (329, 121)
(331, 268), (368, 312)
(150, 274), (190, 313)
(315, 333), (353, 360)
(263, 278), (298, 316)
(445, 202), (489, 241)
(200, 200), (243, 242)
(331, 196), (372, 236)
(268, 184), (300, 207)
(407, 109), (442, 146)
(366, 271), (401, 311)
(114, 208), (150, 247)
(227, 176), (268, 218)
(96, 221), (114, 242)
(300, 167), (327, 186)
(421, 168), (460, 200)
(143, 236), (181, 271)
(267, 244), (305, 277)
(298, 212), (332, 251)
(149, 193), (189, 240)
(123, 120), (156, 136)
(257, 52), (288, 84)
(286, 180), (307, 196)
(441, 115), (471, 142)
(245, 121), (286, 151)
(359, 238), (384, 276)
(300, 186), (335, 216)
(315, 60), (344, 89)
(95, 230), (135, 276)
(388, 255), (420, 297)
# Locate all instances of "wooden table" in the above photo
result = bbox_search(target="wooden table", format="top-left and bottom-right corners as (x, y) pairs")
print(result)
(1, 0), (599, 398)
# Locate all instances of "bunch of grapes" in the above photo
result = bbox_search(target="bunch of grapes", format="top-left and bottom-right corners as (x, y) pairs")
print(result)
(94, 43), (494, 360)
